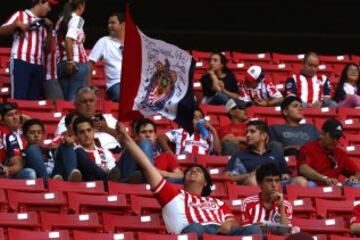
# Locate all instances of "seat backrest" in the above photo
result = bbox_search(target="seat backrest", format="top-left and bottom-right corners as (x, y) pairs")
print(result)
(286, 185), (343, 200)
(102, 213), (164, 232)
(73, 231), (135, 240)
(292, 217), (348, 233)
(8, 228), (70, 240)
(108, 182), (153, 196)
(203, 233), (262, 240)
(226, 183), (260, 199)
(48, 179), (105, 194)
(0, 212), (40, 228)
(315, 199), (355, 218)
(130, 195), (161, 215)
(0, 178), (45, 192)
(138, 232), (197, 240)
(40, 212), (101, 231)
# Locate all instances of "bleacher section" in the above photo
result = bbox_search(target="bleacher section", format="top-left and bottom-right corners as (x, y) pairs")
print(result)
(1, 47), (360, 238)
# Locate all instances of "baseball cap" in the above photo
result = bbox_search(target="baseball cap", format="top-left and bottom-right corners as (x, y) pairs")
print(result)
(281, 96), (302, 111)
(245, 65), (265, 84)
(0, 103), (18, 116)
(225, 98), (247, 113)
(322, 118), (343, 139)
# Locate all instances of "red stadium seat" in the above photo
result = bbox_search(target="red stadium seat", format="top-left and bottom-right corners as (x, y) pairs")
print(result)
(21, 111), (64, 125)
(286, 185), (343, 201)
(226, 183), (260, 199)
(203, 233), (262, 240)
(343, 186), (360, 200)
(232, 52), (271, 63)
(7, 190), (67, 213)
(138, 232), (197, 240)
(315, 199), (355, 219)
(130, 195), (161, 215)
(0, 190), (8, 212)
(272, 53), (305, 64)
(67, 192), (127, 213)
(8, 228), (70, 240)
(292, 217), (349, 234)
(54, 100), (75, 113)
(291, 198), (316, 218)
(329, 235), (360, 240)
(7, 99), (54, 112)
(200, 104), (226, 116)
(303, 107), (337, 119)
(102, 213), (165, 232)
(223, 199), (243, 213)
(267, 234), (327, 240)
(73, 231), (135, 240)
(0, 178), (45, 192)
(197, 155), (230, 167)
(210, 182), (227, 199)
(108, 182), (153, 197)
(175, 154), (196, 167)
(191, 50), (212, 62)
(40, 212), (101, 231)
(48, 179), (106, 194)
(0, 212), (40, 229)
(338, 107), (360, 120)
(247, 106), (282, 119)
(319, 55), (350, 64)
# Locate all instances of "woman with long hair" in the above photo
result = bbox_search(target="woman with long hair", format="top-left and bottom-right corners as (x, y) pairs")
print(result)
(115, 123), (263, 240)
(56, 0), (89, 101)
(334, 63), (360, 107)
(201, 52), (239, 105)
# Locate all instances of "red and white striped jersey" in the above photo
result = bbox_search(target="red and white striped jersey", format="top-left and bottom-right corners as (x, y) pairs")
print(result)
(165, 128), (214, 155)
(2, 10), (48, 65)
(43, 30), (57, 80)
(239, 79), (282, 103)
(56, 13), (88, 63)
(285, 73), (331, 104)
(350, 204), (360, 225)
(153, 178), (234, 234)
(241, 194), (292, 226)
(75, 145), (116, 169)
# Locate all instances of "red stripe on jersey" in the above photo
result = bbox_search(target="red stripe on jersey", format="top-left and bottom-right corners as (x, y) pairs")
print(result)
(201, 198), (213, 223)
(306, 76), (313, 104)
(318, 76), (324, 100)
(184, 192), (193, 224)
(179, 130), (187, 154)
(78, 44), (83, 63)
(191, 195), (206, 223)
(295, 74), (301, 99)
(33, 28), (40, 65)
(192, 134), (200, 154)
(16, 12), (25, 60)
(25, 17), (33, 63)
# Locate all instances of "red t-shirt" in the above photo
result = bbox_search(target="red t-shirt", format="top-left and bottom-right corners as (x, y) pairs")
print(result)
(154, 153), (179, 172)
(298, 141), (360, 182)
(350, 205), (360, 225)
(219, 122), (246, 139)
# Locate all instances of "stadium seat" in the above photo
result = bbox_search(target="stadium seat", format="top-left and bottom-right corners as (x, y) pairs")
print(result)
(130, 195), (161, 215)
(0, 190), (8, 212)
(286, 185), (343, 201)
(21, 111), (64, 125)
(338, 107), (360, 120)
(292, 217), (349, 234)
(267, 234), (327, 240)
(175, 154), (197, 167)
(223, 199), (243, 213)
(102, 213), (165, 232)
(272, 53), (304, 64)
(203, 233), (262, 240)
(232, 52), (271, 64)
(67, 192), (127, 213)
(108, 182), (153, 197)
(138, 232), (197, 240)
(48, 179), (106, 194)
(0, 178), (45, 192)
(7, 190), (67, 213)
(226, 183), (260, 199)
(73, 230), (135, 240)
(40, 212), (101, 231)
(315, 199), (355, 219)
(210, 182), (227, 198)
(247, 106), (282, 119)
(303, 107), (337, 120)
(8, 228), (70, 240)
(319, 55), (350, 64)
(54, 100), (75, 114)
(343, 186), (360, 200)
(197, 155), (230, 167)
(0, 212), (40, 229)
(200, 104), (226, 116)
(291, 198), (316, 218)
(329, 235), (360, 240)
(7, 99), (54, 112)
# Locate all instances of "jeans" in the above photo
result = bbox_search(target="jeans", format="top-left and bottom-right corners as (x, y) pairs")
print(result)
(10, 59), (45, 100)
(340, 95), (360, 108)
(181, 223), (263, 240)
(57, 61), (89, 101)
(106, 83), (120, 102)
(75, 148), (107, 181)
(53, 144), (78, 180)
(24, 144), (49, 182)
(11, 168), (36, 179)
(117, 140), (154, 182)
(221, 141), (239, 156)
(205, 92), (231, 105)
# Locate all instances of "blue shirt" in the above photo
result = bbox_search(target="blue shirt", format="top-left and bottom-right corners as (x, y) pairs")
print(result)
(226, 148), (290, 175)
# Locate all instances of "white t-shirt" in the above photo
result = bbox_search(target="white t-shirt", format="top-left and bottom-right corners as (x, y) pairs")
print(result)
(55, 113), (120, 150)
(89, 36), (123, 89)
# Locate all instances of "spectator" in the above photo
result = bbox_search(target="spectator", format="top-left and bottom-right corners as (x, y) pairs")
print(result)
(56, 116), (117, 181)
(0, 103), (35, 179)
(221, 98), (248, 155)
(115, 118), (183, 183)
(55, 86), (120, 151)
(333, 63), (360, 107)
(238, 65), (283, 106)
(158, 108), (221, 155)
(115, 123), (263, 239)
(241, 163), (293, 235)
(269, 96), (319, 156)
(224, 120), (307, 187)
(0, 0), (57, 99)
(57, 0), (89, 101)
(285, 52), (336, 108)
(298, 118), (360, 186)
(87, 12), (125, 102)
(350, 204), (360, 236)
(201, 52), (239, 105)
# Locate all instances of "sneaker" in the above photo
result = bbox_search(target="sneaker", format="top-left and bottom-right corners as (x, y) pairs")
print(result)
(68, 169), (82, 182)
(53, 175), (63, 181)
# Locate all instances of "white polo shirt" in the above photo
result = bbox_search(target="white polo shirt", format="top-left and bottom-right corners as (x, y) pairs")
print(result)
(89, 36), (123, 90)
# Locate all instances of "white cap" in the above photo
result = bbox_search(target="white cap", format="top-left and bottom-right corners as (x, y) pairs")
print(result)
(246, 65), (264, 83)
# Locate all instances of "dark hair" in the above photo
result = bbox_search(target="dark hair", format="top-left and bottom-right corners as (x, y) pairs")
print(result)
(255, 162), (282, 184)
(65, 111), (79, 128)
(246, 119), (269, 135)
(303, 52), (318, 64)
(22, 119), (45, 135)
(183, 164), (213, 197)
(110, 12), (125, 23)
(134, 118), (157, 135)
(334, 63), (360, 102)
(73, 116), (93, 134)
(210, 52), (230, 74)
(59, 0), (86, 36)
